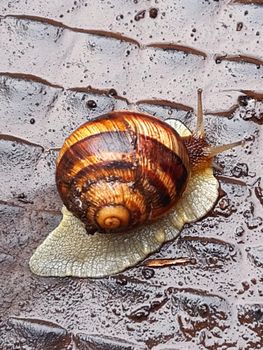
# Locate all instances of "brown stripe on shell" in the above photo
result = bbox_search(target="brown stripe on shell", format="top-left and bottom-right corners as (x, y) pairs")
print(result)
(122, 112), (189, 167)
(56, 131), (136, 184)
(56, 160), (136, 202)
(137, 134), (189, 196)
(57, 111), (189, 165)
(57, 114), (129, 164)
(141, 169), (173, 210)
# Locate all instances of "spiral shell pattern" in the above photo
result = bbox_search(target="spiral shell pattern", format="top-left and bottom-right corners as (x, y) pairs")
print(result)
(56, 112), (190, 233)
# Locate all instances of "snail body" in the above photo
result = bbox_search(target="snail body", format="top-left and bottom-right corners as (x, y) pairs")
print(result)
(29, 90), (242, 278)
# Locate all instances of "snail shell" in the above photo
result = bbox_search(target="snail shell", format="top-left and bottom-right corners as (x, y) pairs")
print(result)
(29, 90), (242, 278)
(56, 112), (190, 233)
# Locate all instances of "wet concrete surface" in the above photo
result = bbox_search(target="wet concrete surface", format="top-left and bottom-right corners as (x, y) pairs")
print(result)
(0, 1), (262, 349)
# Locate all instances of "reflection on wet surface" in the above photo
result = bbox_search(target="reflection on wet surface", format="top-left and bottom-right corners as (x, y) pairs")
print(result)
(0, 0), (262, 349)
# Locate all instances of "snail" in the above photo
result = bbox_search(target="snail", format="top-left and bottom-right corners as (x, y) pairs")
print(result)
(29, 90), (242, 278)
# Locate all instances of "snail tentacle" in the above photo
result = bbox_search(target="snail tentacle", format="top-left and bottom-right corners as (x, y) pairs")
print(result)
(195, 88), (205, 137)
(206, 139), (245, 157)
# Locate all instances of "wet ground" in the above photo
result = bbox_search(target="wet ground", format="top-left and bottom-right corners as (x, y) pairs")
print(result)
(0, 1), (262, 349)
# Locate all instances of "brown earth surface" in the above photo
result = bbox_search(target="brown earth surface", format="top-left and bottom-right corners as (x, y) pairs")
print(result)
(0, 1), (262, 349)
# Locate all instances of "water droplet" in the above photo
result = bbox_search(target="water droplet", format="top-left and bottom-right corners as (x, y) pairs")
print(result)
(86, 100), (97, 109)
(149, 8), (158, 19)
(108, 88), (117, 96)
(142, 268), (155, 279)
(236, 22), (243, 31)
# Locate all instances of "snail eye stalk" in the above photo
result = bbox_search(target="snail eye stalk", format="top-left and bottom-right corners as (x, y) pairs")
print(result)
(206, 140), (245, 157)
(194, 88), (244, 158)
(195, 88), (205, 138)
